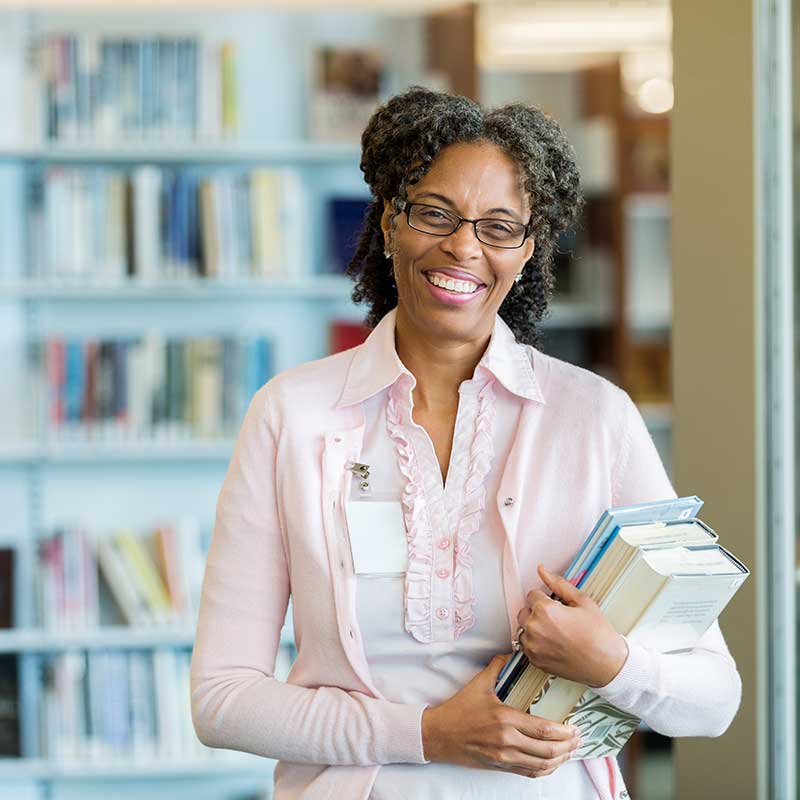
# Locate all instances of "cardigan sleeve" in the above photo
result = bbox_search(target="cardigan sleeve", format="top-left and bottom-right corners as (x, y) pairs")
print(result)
(595, 389), (743, 737)
(190, 387), (429, 766)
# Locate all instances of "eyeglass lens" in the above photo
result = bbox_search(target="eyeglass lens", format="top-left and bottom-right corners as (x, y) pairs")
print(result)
(407, 204), (526, 247)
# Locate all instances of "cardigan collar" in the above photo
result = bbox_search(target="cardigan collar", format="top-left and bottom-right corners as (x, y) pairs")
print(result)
(335, 306), (545, 408)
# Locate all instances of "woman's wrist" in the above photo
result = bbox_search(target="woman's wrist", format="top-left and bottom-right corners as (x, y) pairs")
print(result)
(588, 633), (629, 688)
(421, 705), (443, 762)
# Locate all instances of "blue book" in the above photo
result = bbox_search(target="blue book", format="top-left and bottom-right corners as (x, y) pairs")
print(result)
(565, 496), (703, 588)
(64, 340), (85, 425)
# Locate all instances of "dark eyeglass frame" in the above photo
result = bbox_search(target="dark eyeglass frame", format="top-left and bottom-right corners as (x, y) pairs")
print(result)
(397, 199), (534, 249)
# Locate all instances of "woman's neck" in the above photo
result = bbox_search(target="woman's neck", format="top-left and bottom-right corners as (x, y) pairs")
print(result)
(394, 311), (491, 412)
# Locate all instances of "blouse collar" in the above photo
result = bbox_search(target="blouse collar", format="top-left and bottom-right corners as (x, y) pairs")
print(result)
(336, 306), (545, 408)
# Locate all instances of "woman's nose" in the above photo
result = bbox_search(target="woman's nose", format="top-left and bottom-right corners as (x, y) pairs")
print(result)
(440, 220), (483, 260)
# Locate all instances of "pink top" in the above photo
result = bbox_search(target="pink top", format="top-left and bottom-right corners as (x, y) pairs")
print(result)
(354, 326), (595, 797)
(191, 306), (742, 800)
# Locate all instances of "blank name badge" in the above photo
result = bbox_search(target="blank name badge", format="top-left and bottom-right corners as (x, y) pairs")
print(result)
(344, 499), (408, 576)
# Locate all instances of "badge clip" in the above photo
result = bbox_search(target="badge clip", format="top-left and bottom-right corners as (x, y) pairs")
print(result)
(346, 461), (371, 493)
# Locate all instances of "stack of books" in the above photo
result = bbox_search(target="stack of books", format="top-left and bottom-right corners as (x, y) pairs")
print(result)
(495, 496), (748, 758)
(26, 166), (307, 282)
(36, 521), (209, 630)
(32, 333), (274, 442)
(28, 34), (238, 142)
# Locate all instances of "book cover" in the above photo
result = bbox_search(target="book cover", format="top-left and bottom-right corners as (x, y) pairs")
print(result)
(308, 46), (384, 140)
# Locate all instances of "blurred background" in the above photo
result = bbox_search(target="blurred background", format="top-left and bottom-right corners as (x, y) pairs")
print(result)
(0, 0), (792, 799)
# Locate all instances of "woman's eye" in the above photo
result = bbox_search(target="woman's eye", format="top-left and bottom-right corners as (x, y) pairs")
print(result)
(421, 209), (447, 220)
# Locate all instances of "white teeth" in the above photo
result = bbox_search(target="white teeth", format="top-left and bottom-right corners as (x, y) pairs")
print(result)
(426, 272), (480, 294)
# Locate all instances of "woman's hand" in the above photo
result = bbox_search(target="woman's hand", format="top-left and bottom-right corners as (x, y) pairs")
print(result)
(421, 653), (581, 779)
(516, 564), (629, 688)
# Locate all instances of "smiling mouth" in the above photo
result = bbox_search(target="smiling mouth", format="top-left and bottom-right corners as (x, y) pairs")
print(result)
(423, 271), (486, 295)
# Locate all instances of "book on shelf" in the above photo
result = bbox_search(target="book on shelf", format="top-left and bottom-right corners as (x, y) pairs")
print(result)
(28, 33), (238, 143)
(327, 196), (372, 274)
(0, 655), (20, 757)
(0, 548), (13, 629)
(32, 333), (273, 442)
(309, 46), (384, 140)
(36, 643), (293, 763)
(26, 165), (308, 283)
(36, 520), (209, 630)
(329, 320), (369, 354)
(40, 648), (197, 761)
(495, 496), (748, 759)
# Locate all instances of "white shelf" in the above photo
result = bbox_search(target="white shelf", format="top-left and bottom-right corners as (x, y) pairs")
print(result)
(624, 193), (671, 219)
(0, 626), (294, 652)
(0, 140), (361, 165)
(0, 276), (355, 301)
(639, 402), (673, 432)
(0, 280), (613, 327)
(0, 754), (275, 780)
(0, 440), (235, 464)
(546, 300), (613, 328)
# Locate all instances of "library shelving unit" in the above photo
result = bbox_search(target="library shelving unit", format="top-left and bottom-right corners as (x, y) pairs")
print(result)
(0, 7), (671, 800)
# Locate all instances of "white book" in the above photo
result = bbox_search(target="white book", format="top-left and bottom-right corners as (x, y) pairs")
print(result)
(128, 650), (158, 759)
(153, 647), (181, 757)
(528, 542), (747, 759)
(132, 166), (162, 282)
(95, 534), (151, 625)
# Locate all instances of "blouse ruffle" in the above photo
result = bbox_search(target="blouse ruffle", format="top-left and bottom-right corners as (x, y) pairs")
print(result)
(385, 376), (496, 643)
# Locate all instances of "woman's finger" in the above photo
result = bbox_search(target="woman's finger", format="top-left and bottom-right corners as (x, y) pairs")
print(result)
(496, 747), (576, 778)
(509, 727), (579, 762)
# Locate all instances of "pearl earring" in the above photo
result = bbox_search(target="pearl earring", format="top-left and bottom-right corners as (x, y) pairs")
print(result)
(514, 272), (523, 283)
(384, 249), (391, 259)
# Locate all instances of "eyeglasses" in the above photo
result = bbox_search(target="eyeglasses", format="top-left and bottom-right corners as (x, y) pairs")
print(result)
(397, 199), (533, 249)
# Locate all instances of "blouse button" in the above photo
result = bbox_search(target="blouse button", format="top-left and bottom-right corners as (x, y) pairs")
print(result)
(348, 627), (355, 639)
(504, 497), (515, 506)
(437, 537), (451, 550)
(436, 567), (450, 579)
(435, 607), (449, 620)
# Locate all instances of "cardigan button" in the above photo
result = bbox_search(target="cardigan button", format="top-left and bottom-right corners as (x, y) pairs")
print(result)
(437, 537), (451, 550)
(503, 497), (514, 506)
(436, 567), (450, 579)
(347, 627), (355, 639)
(435, 607), (449, 620)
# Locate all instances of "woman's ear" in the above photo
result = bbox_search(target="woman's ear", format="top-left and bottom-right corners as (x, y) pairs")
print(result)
(380, 198), (393, 249)
(523, 236), (535, 263)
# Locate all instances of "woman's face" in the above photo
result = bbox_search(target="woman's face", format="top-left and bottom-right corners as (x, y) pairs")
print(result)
(381, 140), (535, 344)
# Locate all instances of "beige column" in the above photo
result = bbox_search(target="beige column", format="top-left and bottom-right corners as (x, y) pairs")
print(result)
(671, 1), (763, 799)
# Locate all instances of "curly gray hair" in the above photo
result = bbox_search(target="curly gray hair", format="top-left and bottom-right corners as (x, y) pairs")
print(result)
(345, 85), (584, 347)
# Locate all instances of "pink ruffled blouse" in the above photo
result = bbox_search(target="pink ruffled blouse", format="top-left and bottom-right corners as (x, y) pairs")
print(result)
(355, 317), (597, 797)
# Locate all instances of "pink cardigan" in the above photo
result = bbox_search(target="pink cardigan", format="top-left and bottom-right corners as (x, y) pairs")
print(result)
(190, 307), (741, 800)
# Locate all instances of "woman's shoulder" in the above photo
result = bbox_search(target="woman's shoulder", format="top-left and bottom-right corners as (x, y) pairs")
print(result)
(526, 345), (631, 413)
(252, 346), (359, 421)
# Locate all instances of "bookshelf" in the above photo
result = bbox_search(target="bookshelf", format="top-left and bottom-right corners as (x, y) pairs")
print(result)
(0, 7), (675, 800)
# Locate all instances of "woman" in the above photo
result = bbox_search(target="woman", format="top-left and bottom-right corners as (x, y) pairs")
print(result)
(190, 87), (741, 800)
